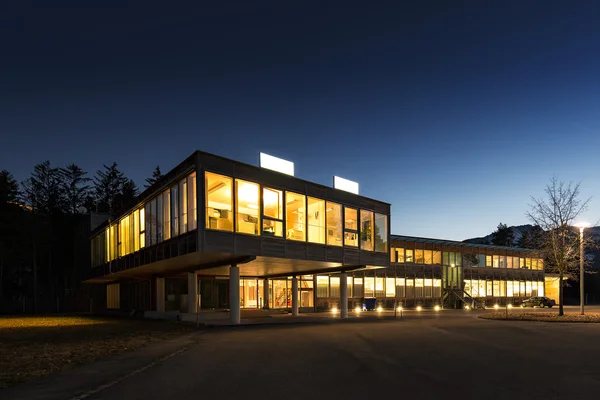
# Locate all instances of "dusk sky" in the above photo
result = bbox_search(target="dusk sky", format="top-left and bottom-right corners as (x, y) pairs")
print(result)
(1, 1), (599, 240)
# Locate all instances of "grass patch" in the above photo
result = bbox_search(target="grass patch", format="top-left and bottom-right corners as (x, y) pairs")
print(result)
(0, 314), (195, 389)
(479, 312), (600, 323)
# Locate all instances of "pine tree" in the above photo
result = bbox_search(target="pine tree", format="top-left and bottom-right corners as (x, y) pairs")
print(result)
(93, 163), (127, 215)
(60, 164), (91, 214)
(491, 223), (515, 247)
(21, 161), (65, 214)
(0, 170), (20, 206)
(113, 179), (139, 213)
(144, 166), (163, 188)
(518, 225), (546, 249)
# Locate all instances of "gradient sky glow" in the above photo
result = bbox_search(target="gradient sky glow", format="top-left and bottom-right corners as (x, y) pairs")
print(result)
(1, 1), (599, 240)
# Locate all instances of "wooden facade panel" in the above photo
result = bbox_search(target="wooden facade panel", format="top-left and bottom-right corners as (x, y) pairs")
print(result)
(261, 238), (287, 258)
(358, 198), (375, 210)
(373, 253), (389, 266)
(343, 249), (360, 265)
(326, 246), (344, 263)
(306, 244), (327, 260)
(234, 235), (262, 256)
(359, 251), (375, 265)
(204, 230), (235, 253)
(285, 242), (306, 259)
(305, 183), (328, 199)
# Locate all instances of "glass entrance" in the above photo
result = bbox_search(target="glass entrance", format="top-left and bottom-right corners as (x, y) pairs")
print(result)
(443, 265), (462, 289)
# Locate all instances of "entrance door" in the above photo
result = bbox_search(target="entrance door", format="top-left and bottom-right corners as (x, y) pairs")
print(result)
(443, 265), (462, 289)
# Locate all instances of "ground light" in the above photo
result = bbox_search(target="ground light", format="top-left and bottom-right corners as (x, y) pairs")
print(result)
(494, 304), (500, 310)
(506, 303), (513, 319)
(331, 307), (338, 314)
(377, 306), (383, 312)
(354, 306), (361, 313)
(434, 305), (440, 311)
(464, 305), (470, 311)
(416, 305), (422, 312)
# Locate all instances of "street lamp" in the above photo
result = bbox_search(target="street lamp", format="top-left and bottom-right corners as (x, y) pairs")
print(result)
(575, 223), (589, 316)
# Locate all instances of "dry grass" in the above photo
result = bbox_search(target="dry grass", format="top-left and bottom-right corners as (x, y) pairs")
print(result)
(0, 315), (195, 389)
(479, 312), (600, 323)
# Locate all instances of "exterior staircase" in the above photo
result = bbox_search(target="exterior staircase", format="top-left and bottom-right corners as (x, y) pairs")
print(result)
(443, 288), (484, 309)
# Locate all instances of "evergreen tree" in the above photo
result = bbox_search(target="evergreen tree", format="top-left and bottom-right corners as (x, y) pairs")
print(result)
(93, 163), (127, 215)
(21, 161), (65, 214)
(491, 223), (515, 247)
(0, 170), (20, 206)
(518, 225), (546, 249)
(60, 164), (91, 214)
(113, 179), (139, 213)
(144, 166), (163, 188)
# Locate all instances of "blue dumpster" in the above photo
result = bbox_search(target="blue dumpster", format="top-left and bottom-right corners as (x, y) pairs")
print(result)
(363, 298), (377, 311)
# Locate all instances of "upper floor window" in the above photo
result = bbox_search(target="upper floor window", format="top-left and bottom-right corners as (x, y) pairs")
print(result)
(307, 197), (325, 244)
(206, 172), (233, 231)
(235, 179), (260, 235)
(263, 187), (283, 237)
(374, 213), (388, 252)
(326, 202), (342, 246)
(360, 210), (374, 251)
(344, 207), (358, 247)
(286, 192), (305, 241)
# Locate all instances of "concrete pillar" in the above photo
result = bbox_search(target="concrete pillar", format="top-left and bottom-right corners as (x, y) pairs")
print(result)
(292, 276), (299, 316)
(263, 278), (270, 309)
(229, 265), (240, 324)
(156, 277), (165, 313)
(188, 272), (198, 314)
(340, 272), (348, 319)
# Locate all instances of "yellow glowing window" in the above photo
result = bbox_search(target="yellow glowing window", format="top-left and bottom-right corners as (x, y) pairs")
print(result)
(360, 210), (374, 251)
(344, 207), (358, 247)
(286, 192), (306, 241)
(205, 172), (233, 232)
(325, 202), (342, 246)
(235, 179), (260, 235)
(307, 197), (325, 244)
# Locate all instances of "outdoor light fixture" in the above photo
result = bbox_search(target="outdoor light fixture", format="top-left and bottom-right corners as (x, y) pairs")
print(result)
(331, 307), (338, 313)
(507, 304), (513, 309)
(354, 306), (361, 313)
(575, 222), (590, 316)
(434, 305), (440, 311)
(397, 306), (403, 312)
(377, 306), (383, 312)
(416, 305), (422, 312)
(465, 305), (470, 311)
(494, 304), (499, 310)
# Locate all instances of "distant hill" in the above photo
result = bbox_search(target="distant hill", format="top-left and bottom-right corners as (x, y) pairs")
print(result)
(463, 224), (534, 246)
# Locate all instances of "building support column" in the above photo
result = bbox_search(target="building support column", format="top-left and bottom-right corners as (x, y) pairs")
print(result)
(156, 277), (165, 313)
(340, 272), (348, 319)
(291, 276), (299, 316)
(188, 272), (198, 314)
(263, 278), (270, 309)
(229, 265), (240, 324)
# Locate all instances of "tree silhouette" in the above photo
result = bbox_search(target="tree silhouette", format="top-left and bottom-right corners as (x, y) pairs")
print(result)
(491, 223), (514, 247)
(145, 166), (163, 188)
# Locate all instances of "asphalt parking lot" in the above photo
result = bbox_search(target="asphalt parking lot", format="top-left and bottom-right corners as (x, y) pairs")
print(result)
(78, 308), (600, 400)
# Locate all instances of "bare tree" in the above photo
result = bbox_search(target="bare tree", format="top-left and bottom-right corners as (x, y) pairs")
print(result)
(527, 177), (594, 316)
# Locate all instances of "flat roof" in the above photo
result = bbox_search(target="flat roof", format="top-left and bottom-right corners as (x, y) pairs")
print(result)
(390, 234), (538, 253)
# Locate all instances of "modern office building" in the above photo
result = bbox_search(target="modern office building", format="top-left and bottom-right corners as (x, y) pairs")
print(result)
(85, 150), (554, 323)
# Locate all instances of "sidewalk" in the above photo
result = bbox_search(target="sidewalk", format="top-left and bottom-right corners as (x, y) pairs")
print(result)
(0, 331), (203, 400)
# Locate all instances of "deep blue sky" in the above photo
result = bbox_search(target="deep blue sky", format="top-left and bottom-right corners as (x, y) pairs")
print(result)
(1, 1), (599, 240)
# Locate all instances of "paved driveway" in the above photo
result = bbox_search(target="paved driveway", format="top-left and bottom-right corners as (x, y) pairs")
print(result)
(79, 311), (600, 400)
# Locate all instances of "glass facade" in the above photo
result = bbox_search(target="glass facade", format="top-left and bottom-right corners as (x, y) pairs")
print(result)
(91, 171), (197, 267)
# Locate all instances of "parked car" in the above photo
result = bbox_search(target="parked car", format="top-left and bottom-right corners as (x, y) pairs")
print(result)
(521, 296), (556, 308)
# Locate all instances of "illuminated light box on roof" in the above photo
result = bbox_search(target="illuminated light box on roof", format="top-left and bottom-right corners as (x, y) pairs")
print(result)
(259, 153), (294, 176)
(333, 176), (359, 195)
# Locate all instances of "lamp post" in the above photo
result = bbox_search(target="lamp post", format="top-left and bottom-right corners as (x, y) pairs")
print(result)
(575, 223), (589, 316)
(579, 226), (585, 316)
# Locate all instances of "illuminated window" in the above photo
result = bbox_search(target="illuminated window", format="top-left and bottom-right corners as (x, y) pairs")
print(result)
(385, 278), (395, 297)
(486, 281), (493, 297)
(464, 280), (472, 297)
(360, 210), (374, 251)
(493, 255), (499, 268)
(424, 279), (433, 297)
(396, 278), (405, 297)
(396, 248), (405, 263)
(507, 256), (513, 269)
(433, 251), (441, 265)
(235, 179), (260, 235)
(390, 247), (396, 262)
(538, 258), (544, 270)
(538, 281), (544, 296)
(156, 195), (163, 242)
(415, 249), (424, 264)
(330, 277), (340, 298)
(205, 172), (233, 231)
(344, 207), (358, 247)
(139, 207), (145, 248)
(519, 258), (525, 268)
(493, 280), (500, 296)
(513, 281), (520, 296)
(405, 249), (414, 263)
(179, 178), (188, 234)
(406, 279), (414, 298)
(364, 277), (375, 297)
(424, 250), (433, 265)
(433, 279), (442, 297)
(286, 192), (305, 241)
(263, 187), (283, 237)
(415, 279), (424, 298)
(354, 277), (363, 298)
(486, 255), (492, 267)
(531, 258), (537, 270)
(374, 213), (388, 252)
(526, 281), (532, 297)
(171, 185), (179, 237)
(526, 258), (532, 269)
(375, 277), (384, 297)
(187, 172), (197, 231)
(325, 202), (342, 246)
(307, 197), (325, 244)
(133, 209), (140, 251)
(479, 281), (486, 298)
(163, 190), (171, 241)
(507, 281), (514, 297)
(316, 276), (329, 297)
